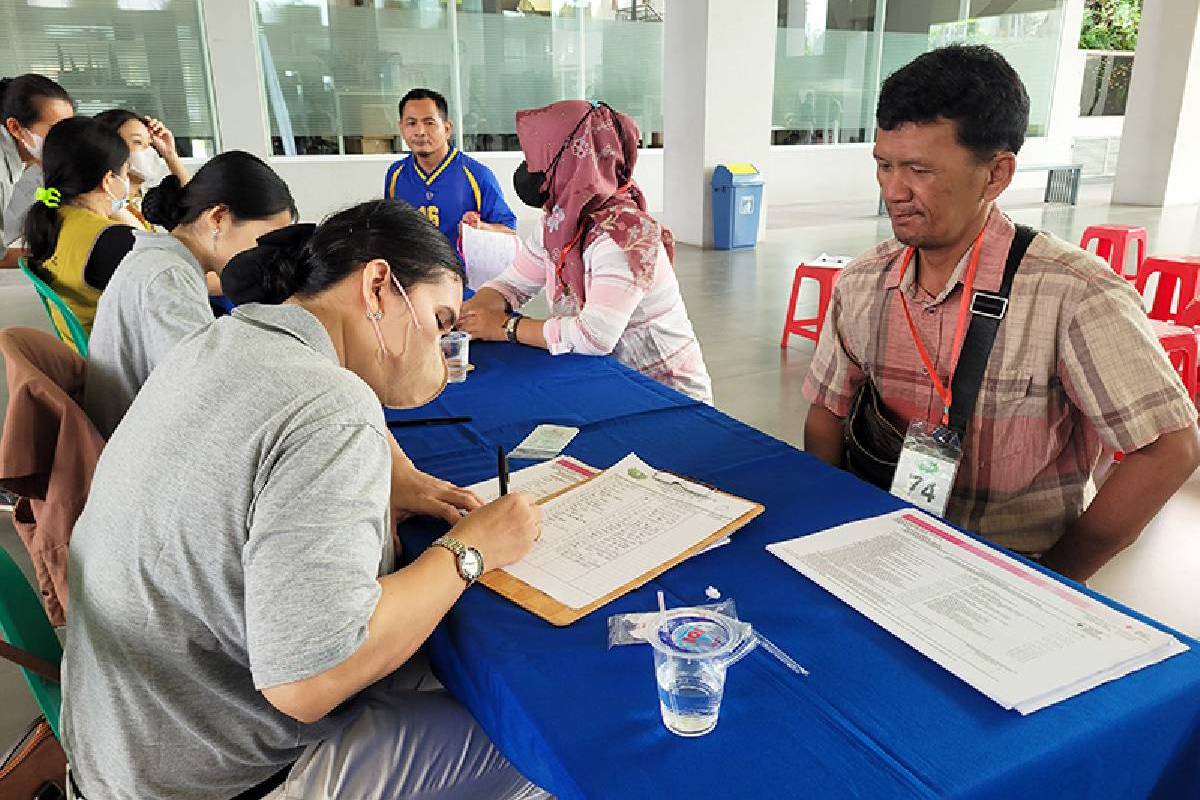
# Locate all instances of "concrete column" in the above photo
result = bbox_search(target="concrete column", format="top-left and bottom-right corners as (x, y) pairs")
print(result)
(200, 0), (273, 158)
(662, 0), (776, 247)
(1112, 0), (1200, 205)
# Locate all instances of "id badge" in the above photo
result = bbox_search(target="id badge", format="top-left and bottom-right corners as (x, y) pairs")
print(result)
(890, 420), (961, 517)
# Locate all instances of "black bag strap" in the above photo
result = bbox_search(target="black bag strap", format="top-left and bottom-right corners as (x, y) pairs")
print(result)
(947, 224), (1036, 437)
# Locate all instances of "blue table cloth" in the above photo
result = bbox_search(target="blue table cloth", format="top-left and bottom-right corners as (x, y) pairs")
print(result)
(393, 341), (1200, 800)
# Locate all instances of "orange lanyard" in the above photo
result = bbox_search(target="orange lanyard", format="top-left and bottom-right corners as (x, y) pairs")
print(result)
(896, 226), (987, 427)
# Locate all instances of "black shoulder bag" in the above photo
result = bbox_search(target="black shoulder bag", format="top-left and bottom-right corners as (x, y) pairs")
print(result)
(844, 225), (1037, 489)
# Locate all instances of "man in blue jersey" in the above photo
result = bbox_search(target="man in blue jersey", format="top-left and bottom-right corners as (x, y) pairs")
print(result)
(384, 88), (517, 253)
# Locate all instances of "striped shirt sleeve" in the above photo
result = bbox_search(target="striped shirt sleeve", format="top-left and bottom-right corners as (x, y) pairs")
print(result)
(801, 280), (866, 418)
(1058, 272), (1196, 453)
(544, 237), (646, 357)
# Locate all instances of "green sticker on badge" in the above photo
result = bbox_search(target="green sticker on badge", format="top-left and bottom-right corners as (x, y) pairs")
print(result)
(628, 468), (648, 480)
(918, 459), (939, 475)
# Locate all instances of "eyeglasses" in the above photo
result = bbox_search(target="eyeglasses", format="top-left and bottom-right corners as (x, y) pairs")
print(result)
(651, 471), (714, 497)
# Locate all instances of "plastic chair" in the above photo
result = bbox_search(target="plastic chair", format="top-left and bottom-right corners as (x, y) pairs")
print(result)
(781, 261), (843, 348)
(1134, 256), (1200, 324)
(1080, 224), (1147, 279)
(1178, 298), (1200, 329)
(17, 257), (89, 358)
(0, 545), (63, 739)
(1156, 326), (1199, 402)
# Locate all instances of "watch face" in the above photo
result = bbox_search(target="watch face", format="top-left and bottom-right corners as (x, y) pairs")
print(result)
(461, 547), (484, 581)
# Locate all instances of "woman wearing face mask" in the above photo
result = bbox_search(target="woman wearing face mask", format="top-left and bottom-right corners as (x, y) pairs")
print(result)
(94, 108), (191, 231)
(63, 200), (548, 800)
(459, 100), (712, 403)
(21, 116), (133, 347)
(83, 151), (294, 438)
(0, 73), (73, 259)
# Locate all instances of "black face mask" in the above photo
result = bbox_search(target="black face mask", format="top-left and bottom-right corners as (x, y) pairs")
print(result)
(513, 160), (549, 209)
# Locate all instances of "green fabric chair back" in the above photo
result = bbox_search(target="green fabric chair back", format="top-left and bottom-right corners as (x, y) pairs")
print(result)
(0, 545), (63, 738)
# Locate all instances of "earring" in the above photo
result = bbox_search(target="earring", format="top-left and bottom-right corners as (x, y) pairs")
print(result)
(366, 309), (384, 322)
(211, 228), (219, 254)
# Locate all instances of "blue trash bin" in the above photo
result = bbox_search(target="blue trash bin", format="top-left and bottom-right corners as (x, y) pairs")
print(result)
(712, 163), (764, 250)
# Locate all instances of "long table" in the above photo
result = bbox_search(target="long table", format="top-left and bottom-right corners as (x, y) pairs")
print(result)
(392, 341), (1200, 800)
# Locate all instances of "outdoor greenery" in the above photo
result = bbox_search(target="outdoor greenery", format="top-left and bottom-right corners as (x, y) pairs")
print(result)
(1079, 0), (1142, 51)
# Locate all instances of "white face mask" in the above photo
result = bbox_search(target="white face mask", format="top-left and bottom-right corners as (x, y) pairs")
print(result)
(107, 173), (130, 214)
(128, 147), (169, 187)
(19, 128), (43, 161)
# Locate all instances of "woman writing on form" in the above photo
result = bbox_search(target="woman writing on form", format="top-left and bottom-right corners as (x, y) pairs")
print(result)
(63, 200), (548, 800)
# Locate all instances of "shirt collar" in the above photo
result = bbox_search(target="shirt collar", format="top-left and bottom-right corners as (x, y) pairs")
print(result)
(883, 205), (1014, 304)
(131, 230), (205, 279)
(232, 303), (339, 365)
(412, 146), (459, 185)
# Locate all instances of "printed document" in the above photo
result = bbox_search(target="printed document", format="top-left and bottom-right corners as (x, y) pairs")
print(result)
(467, 456), (596, 503)
(767, 510), (1187, 714)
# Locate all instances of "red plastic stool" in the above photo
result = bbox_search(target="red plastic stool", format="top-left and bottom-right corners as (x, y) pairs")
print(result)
(781, 260), (845, 347)
(1150, 321), (1199, 401)
(1080, 224), (1147, 279)
(1176, 298), (1200, 329)
(1135, 256), (1200, 323)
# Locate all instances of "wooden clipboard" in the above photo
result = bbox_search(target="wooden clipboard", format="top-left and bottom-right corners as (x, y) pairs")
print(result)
(479, 471), (764, 626)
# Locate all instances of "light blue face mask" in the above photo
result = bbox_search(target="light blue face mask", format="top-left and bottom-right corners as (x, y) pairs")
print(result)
(107, 173), (130, 214)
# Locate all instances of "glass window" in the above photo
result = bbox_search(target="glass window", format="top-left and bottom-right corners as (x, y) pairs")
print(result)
(255, 0), (664, 157)
(1, 0), (218, 157)
(773, 0), (1066, 146)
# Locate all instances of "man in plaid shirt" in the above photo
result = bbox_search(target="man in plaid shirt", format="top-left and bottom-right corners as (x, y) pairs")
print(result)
(802, 45), (1199, 582)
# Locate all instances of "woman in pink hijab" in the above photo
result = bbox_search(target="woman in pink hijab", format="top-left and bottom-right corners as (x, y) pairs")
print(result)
(458, 100), (712, 403)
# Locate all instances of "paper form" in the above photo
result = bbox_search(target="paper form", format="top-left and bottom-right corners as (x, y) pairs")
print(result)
(503, 453), (757, 609)
(767, 510), (1187, 714)
(462, 224), (518, 290)
(467, 456), (597, 504)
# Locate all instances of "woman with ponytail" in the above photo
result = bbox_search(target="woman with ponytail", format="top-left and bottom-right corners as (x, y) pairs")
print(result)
(21, 115), (133, 348)
(64, 199), (546, 800)
(83, 150), (294, 437)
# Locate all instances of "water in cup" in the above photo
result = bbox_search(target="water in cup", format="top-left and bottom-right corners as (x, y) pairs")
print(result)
(656, 656), (725, 736)
(441, 331), (470, 383)
(648, 609), (751, 737)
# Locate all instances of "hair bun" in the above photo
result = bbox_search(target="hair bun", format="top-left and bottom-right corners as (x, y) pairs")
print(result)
(141, 174), (186, 229)
(221, 223), (317, 305)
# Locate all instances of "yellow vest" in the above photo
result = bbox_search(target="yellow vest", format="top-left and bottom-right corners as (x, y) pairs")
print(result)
(40, 205), (117, 341)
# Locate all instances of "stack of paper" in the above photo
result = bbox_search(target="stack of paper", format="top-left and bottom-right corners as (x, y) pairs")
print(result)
(767, 510), (1188, 714)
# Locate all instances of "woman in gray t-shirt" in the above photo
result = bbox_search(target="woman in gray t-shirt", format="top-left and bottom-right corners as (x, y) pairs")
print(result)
(63, 201), (546, 800)
(83, 150), (294, 438)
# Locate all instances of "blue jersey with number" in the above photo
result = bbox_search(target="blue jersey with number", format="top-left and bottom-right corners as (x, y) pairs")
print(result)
(383, 147), (517, 253)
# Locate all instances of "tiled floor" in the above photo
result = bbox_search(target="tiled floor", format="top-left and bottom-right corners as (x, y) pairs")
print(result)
(1, 180), (1198, 748)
